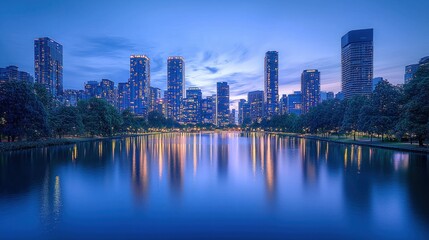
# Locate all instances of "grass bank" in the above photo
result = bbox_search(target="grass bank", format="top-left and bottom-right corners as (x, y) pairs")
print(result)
(271, 132), (429, 154)
(0, 133), (158, 152)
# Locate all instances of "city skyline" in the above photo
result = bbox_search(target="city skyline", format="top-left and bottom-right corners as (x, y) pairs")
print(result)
(1, 0), (429, 106)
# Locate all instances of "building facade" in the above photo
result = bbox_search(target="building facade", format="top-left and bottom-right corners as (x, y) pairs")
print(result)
(216, 82), (230, 127)
(167, 57), (185, 121)
(34, 37), (63, 97)
(183, 87), (202, 124)
(264, 51), (279, 117)
(301, 69), (320, 114)
(248, 90), (264, 123)
(130, 55), (150, 116)
(149, 87), (161, 113)
(287, 91), (302, 115)
(341, 29), (373, 99)
(279, 94), (288, 115)
(0, 66), (34, 83)
(118, 82), (130, 112)
(202, 95), (215, 125)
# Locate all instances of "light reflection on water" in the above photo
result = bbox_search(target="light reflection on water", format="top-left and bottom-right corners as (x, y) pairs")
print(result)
(0, 132), (428, 239)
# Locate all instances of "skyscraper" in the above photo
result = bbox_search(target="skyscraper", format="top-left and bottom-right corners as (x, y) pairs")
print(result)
(216, 82), (230, 127)
(117, 82), (130, 112)
(183, 87), (202, 124)
(341, 29), (373, 99)
(279, 94), (288, 115)
(99, 79), (115, 106)
(248, 90), (264, 123)
(130, 55), (150, 116)
(167, 57), (185, 121)
(149, 87), (161, 112)
(264, 51), (279, 117)
(202, 95), (215, 125)
(229, 109), (236, 125)
(301, 69), (320, 114)
(287, 91), (302, 115)
(34, 37), (63, 97)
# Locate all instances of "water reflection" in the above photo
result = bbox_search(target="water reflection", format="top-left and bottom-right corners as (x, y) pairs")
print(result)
(0, 133), (428, 238)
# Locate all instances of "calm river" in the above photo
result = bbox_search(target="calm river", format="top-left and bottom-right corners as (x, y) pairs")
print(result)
(0, 133), (428, 239)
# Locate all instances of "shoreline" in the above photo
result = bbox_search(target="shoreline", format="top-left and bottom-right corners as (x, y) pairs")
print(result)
(1, 131), (428, 154)
(0, 133), (159, 152)
(270, 132), (429, 154)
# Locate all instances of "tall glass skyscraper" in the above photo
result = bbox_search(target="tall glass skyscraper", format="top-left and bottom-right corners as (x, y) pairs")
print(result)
(264, 51), (279, 117)
(34, 37), (63, 97)
(167, 56), (185, 121)
(216, 82), (230, 127)
(301, 69), (320, 114)
(130, 55), (150, 116)
(341, 29), (373, 99)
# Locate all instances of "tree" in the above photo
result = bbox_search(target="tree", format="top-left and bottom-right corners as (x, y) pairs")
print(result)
(342, 95), (368, 141)
(147, 111), (166, 128)
(370, 80), (402, 141)
(50, 106), (84, 138)
(78, 98), (123, 137)
(400, 64), (429, 146)
(0, 81), (49, 141)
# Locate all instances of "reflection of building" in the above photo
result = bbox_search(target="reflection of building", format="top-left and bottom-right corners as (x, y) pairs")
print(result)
(248, 90), (264, 123)
(216, 82), (230, 127)
(341, 29), (373, 99)
(167, 57), (185, 121)
(34, 37), (63, 97)
(301, 69), (320, 114)
(131, 139), (149, 202)
(264, 51), (279, 117)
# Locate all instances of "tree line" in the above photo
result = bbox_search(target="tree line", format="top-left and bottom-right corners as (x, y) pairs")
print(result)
(0, 81), (181, 142)
(249, 64), (429, 146)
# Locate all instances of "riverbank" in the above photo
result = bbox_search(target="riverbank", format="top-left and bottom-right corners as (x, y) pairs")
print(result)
(271, 132), (429, 154)
(0, 133), (159, 152)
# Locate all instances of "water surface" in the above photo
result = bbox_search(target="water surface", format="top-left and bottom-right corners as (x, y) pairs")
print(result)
(0, 133), (428, 239)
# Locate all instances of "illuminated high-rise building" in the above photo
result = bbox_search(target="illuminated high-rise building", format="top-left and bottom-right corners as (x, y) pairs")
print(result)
(130, 55), (150, 116)
(118, 82), (130, 112)
(183, 87), (202, 124)
(248, 90), (264, 123)
(34, 37), (63, 97)
(301, 69), (320, 114)
(149, 87), (161, 112)
(264, 51), (279, 117)
(167, 56), (185, 121)
(216, 82), (230, 127)
(341, 29), (373, 99)
(279, 94), (288, 115)
(202, 95), (215, 124)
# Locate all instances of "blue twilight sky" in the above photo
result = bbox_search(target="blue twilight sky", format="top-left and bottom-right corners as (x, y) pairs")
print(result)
(1, 0), (429, 106)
